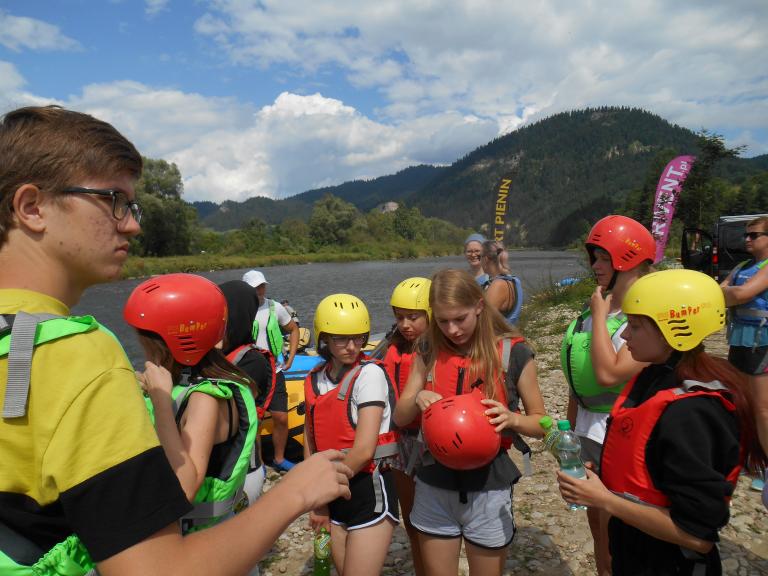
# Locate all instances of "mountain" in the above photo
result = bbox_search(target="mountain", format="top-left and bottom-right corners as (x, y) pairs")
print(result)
(408, 107), (697, 246)
(195, 107), (766, 245)
(196, 164), (445, 231)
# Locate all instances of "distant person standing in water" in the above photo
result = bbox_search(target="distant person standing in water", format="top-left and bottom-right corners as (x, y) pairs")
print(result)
(464, 233), (489, 288)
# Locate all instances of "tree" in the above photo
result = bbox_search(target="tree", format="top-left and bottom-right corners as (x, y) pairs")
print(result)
(622, 147), (679, 228)
(136, 157), (184, 198)
(676, 131), (744, 228)
(308, 194), (360, 246)
(393, 204), (423, 241)
(137, 194), (194, 256)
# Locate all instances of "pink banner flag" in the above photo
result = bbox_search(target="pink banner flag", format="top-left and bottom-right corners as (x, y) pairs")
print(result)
(650, 155), (695, 263)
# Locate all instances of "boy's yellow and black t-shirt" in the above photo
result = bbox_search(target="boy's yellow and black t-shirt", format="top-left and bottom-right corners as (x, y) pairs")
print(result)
(0, 289), (191, 562)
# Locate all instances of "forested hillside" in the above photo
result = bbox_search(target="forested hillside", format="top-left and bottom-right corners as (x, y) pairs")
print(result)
(194, 107), (768, 246)
(197, 164), (445, 231)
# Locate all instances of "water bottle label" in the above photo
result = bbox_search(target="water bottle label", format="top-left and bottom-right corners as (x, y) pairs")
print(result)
(314, 533), (331, 559)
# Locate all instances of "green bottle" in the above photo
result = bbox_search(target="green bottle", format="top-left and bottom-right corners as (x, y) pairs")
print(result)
(313, 527), (331, 576)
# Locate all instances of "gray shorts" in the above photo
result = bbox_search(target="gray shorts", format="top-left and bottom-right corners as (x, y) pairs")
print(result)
(578, 436), (603, 474)
(409, 477), (515, 549)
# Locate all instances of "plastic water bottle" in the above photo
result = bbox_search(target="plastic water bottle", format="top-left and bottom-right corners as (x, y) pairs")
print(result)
(538, 415), (561, 458)
(555, 420), (587, 511)
(313, 527), (331, 576)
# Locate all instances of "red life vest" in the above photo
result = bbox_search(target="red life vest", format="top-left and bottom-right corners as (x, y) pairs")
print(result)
(601, 375), (743, 507)
(383, 344), (420, 431)
(304, 355), (399, 473)
(427, 337), (526, 452)
(226, 344), (276, 419)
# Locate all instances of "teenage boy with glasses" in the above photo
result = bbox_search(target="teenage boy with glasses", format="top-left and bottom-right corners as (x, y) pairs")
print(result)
(0, 105), (351, 576)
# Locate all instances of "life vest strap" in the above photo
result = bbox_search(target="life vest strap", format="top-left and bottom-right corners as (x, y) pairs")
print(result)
(3, 312), (60, 418)
(678, 379), (728, 394)
(339, 440), (400, 462)
(337, 364), (364, 401)
(610, 490), (668, 509)
(181, 486), (245, 525)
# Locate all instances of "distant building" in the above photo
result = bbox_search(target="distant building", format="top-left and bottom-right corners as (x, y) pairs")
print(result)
(380, 201), (399, 213)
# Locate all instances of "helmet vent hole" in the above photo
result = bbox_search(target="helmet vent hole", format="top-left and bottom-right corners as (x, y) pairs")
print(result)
(141, 282), (161, 293)
(177, 335), (197, 350)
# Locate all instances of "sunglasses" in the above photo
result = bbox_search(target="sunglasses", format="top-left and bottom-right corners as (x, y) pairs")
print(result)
(62, 186), (143, 224)
(744, 232), (768, 241)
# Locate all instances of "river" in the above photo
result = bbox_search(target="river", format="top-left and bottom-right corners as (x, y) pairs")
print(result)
(73, 251), (584, 367)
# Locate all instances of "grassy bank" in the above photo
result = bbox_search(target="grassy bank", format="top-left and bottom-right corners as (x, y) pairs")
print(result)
(122, 244), (460, 278)
(518, 275), (595, 339)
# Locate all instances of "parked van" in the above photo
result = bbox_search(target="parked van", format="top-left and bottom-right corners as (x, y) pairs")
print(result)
(682, 214), (768, 281)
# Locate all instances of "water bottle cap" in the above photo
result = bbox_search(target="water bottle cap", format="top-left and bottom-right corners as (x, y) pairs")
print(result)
(557, 419), (572, 431)
(539, 415), (553, 429)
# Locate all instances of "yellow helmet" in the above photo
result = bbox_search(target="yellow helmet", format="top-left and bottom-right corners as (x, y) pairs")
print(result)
(622, 269), (725, 351)
(390, 277), (431, 317)
(314, 294), (370, 341)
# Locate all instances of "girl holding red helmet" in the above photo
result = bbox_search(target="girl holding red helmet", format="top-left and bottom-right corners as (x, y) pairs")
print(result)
(560, 214), (654, 575)
(558, 269), (766, 575)
(124, 273), (260, 534)
(394, 268), (545, 576)
(304, 293), (399, 575)
(383, 277), (432, 576)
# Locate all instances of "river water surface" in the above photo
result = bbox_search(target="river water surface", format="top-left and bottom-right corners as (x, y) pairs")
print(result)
(73, 251), (584, 367)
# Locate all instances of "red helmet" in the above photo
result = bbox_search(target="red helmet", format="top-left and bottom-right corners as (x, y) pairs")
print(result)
(585, 215), (655, 271)
(422, 390), (500, 470)
(124, 273), (227, 366)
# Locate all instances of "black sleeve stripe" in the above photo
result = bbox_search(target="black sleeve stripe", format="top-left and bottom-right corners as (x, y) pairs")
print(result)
(358, 401), (386, 410)
(60, 446), (192, 561)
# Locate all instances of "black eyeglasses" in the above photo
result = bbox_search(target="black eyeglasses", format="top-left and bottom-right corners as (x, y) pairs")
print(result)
(329, 335), (366, 346)
(744, 232), (768, 241)
(61, 187), (143, 224)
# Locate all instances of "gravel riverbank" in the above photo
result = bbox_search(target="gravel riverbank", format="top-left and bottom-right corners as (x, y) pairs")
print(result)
(257, 303), (768, 576)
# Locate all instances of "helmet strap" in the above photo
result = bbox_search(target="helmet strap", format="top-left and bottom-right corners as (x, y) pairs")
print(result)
(606, 271), (619, 292)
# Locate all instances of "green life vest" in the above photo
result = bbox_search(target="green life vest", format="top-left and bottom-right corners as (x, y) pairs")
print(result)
(252, 299), (284, 360)
(145, 377), (258, 533)
(1, 312), (103, 576)
(0, 532), (96, 576)
(560, 309), (629, 413)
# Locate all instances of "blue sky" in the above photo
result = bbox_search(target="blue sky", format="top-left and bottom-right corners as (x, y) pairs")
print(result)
(1, 1), (767, 204)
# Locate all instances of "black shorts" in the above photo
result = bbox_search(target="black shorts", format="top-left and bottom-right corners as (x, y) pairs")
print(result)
(728, 345), (768, 376)
(328, 468), (399, 529)
(258, 370), (288, 413)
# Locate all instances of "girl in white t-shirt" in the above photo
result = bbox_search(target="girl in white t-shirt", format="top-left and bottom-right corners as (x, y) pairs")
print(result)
(303, 294), (398, 575)
(560, 215), (654, 576)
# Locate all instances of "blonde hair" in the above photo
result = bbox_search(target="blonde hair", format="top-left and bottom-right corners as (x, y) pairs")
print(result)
(747, 216), (768, 232)
(425, 269), (520, 399)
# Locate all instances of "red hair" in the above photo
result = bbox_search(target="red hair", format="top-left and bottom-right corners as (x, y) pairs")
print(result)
(676, 347), (766, 472)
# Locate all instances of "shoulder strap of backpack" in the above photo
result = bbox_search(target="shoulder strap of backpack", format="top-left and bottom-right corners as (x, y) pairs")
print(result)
(2, 313), (98, 419)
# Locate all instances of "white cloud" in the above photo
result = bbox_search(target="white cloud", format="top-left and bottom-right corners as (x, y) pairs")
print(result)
(0, 61), (64, 113)
(0, 10), (80, 52)
(4, 0), (768, 209)
(53, 84), (494, 203)
(145, 0), (170, 17)
(193, 0), (768, 146)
